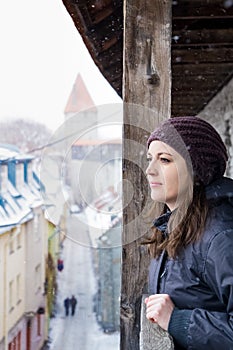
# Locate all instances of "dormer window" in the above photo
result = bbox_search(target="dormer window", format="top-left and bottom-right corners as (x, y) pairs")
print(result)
(16, 163), (24, 188)
(0, 164), (8, 193)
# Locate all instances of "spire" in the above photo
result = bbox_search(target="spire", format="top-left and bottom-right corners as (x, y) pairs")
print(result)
(64, 73), (97, 114)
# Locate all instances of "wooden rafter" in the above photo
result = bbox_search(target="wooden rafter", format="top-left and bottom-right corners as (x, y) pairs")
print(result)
(61, 0), (233, 123)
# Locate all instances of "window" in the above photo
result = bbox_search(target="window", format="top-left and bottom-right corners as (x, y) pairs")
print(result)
(8, 331), (21, 350)
(16, 230), (22, 249)
(16, 163), (24, 188)
(0, 165), (8, 192)
(33, 214), (41, 241)
(17, 332), (21, 350)
(9, 236), (14, 254)
(35, 265), (41, 293)
(37, 314), (41, 336)
(28, 163), (32, 183)
(9, 280), (14, 311)
(16, 274), (22, 304)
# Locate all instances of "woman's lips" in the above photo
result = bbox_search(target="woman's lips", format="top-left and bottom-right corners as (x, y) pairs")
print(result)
(149, 182), (162, 187)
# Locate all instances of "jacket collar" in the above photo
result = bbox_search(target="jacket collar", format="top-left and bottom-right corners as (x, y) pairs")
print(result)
(153, 210), (172, 234)
(205, 177), (233, 200)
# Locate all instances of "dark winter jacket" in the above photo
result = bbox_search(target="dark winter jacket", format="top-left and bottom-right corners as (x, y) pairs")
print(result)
(148, 177), (233, 350)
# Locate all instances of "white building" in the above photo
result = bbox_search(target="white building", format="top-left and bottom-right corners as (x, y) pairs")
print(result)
(0, 145), (48, 350)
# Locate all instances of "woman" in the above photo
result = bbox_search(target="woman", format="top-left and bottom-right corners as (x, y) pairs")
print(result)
(144, 116), (233, 349)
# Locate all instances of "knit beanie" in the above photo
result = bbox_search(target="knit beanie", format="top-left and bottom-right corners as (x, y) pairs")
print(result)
(147, 116), (228, 186)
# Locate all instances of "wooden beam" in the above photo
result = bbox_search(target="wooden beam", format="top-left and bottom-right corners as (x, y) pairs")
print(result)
(172, 28), (233, 47)
(92, 6), (114, 24)
(172, 47), (233, 64)
(100, 35), (119, 52)
(122, 0), (172, 349)
(62, 1), (100, 65)
(172, 63), (233, 76)
(172, 75), (228, 90)
(173, 2), (233, 19)
(172, 89), (213, 95)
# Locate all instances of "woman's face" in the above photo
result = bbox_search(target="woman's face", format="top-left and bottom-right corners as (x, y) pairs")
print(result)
(146, 140), (190, 211)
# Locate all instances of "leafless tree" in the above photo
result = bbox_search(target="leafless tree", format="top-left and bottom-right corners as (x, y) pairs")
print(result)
(0, 118), (52, 154)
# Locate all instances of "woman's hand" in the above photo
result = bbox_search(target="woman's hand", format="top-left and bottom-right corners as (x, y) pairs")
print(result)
(145, 294), (175, 331)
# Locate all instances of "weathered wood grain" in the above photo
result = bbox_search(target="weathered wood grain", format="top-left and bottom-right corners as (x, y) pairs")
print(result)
(121, 1), (172, 349)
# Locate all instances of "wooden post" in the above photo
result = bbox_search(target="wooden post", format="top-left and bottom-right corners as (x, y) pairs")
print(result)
(121, 1), (172, 349)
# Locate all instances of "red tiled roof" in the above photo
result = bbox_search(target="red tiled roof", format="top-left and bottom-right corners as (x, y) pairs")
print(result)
(73, 139), (121, 146)
(64, 73), (97, 114)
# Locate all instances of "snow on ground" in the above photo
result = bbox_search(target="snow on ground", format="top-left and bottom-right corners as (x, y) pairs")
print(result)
(48, 211), (120, 350)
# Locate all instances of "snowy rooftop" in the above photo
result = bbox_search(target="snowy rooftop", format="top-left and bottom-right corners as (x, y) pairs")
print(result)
(0, 144), (34, 162)
(0, 145), (43, 233)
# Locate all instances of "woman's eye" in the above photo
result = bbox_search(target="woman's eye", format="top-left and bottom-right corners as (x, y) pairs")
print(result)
(146, 157), (152, 162)
(160, 157), (170, 163)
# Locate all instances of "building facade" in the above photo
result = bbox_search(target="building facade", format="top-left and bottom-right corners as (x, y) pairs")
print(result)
(0, 145), (48, 350)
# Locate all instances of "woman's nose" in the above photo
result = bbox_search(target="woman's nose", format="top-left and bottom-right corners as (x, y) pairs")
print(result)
(146, 160), (158, 175)
(146, 164), (151, 175)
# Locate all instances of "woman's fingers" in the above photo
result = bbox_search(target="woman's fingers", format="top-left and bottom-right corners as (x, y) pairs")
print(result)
(145, 294), (175, 330)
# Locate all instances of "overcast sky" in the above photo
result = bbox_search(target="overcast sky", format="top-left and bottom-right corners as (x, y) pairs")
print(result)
(0, 0), (121, 132)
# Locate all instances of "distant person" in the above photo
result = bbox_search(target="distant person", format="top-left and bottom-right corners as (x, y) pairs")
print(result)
(70, 295), (78, 316)
(64, 297), (70, 316)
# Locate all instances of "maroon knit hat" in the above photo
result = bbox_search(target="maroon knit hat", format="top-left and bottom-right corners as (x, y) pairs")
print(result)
(147, 116), (228, 186)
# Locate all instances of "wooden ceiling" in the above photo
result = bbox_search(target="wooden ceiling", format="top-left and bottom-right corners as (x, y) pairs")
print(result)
(62, 0), (233, 116)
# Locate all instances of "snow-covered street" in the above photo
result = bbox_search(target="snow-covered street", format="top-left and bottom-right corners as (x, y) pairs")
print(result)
(48, 211), (120, 350)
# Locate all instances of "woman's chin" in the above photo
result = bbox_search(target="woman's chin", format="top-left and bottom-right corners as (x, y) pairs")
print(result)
(150, 193), (165, 203)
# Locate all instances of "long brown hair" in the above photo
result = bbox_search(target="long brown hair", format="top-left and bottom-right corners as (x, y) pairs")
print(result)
(143, 181), (209, 259)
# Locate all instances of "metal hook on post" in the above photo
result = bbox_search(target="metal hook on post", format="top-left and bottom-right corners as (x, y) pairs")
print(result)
(145, 38), (160, 86)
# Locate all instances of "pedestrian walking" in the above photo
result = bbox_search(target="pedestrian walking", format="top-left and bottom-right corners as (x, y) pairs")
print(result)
(70, 295), (78, 316)
(64, 297), (70, 316)
(144, 116), (233, 349)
